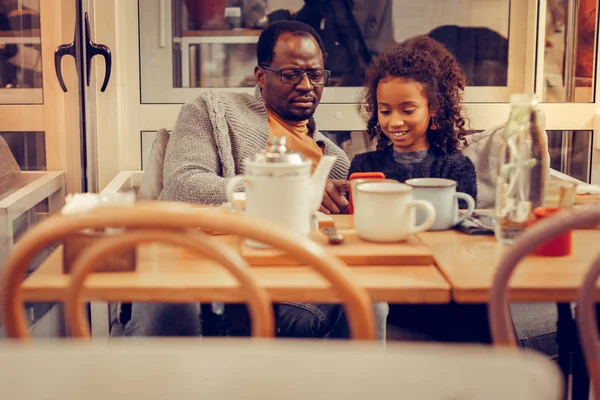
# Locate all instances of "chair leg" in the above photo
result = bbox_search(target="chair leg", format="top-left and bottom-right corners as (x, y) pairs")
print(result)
(571, 304), (592, 400)
(557, 302), (592, 400)
(556, 303), (572, 400)
(200, 303), (226, 336)
(572, 330), (590, 400)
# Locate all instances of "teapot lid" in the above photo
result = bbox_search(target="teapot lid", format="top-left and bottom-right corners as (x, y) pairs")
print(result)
(250, 136), (306, 165)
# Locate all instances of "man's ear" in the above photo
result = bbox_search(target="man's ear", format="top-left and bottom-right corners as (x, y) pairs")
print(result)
(255, 66), (265, 88)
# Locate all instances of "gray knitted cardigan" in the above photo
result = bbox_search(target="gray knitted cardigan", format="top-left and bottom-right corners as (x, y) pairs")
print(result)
(159, 87), (350, 204)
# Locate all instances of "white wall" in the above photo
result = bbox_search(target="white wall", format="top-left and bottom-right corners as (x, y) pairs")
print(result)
(392, 0), (510, 40)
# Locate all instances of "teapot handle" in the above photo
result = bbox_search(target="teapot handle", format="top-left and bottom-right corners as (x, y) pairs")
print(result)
(226, 176), (252, 213)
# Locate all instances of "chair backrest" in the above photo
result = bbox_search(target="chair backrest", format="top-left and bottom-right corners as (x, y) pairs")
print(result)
(2, 217), (272, 339)
(65, 228), (273, 338)
(0, 339), (562, 399)
(576, 249), (600, 397)
(137, 128), (170, 200)
(489, 206), (600, 346)
(1, 202), (375, 340)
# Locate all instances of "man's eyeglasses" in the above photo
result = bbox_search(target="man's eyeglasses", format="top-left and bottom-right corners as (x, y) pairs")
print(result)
(260, 66), (331, 86)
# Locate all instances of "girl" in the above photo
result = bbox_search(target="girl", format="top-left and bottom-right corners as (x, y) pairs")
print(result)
(350, 35), (477, 203)
(351, 36), (490, 344)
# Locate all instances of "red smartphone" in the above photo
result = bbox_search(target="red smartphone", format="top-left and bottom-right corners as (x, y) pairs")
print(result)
(348, 172), (385, 214)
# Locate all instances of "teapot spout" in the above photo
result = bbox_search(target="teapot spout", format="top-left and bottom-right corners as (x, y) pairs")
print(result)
(309, 155), (337, 213)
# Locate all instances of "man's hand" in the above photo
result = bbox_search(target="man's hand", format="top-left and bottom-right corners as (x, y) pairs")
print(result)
(319, 179), (349, 214)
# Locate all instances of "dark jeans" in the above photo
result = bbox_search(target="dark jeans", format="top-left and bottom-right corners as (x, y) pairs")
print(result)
(387, 302), (560, 361)
(387, 303), (492, 343)
(223, 303), (350, 338)
(122, 302), (388, 340)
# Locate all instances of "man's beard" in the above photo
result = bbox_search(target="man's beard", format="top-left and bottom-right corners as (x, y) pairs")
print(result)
(283, 107), (316, 121)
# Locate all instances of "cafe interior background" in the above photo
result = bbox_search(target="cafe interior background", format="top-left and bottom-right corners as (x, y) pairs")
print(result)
(0, 0), (598, 338)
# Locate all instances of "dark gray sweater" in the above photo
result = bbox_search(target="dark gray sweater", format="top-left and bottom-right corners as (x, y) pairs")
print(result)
(349, 146), (478, 205)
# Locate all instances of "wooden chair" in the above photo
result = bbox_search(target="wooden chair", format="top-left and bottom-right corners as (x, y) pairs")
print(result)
(488, 206), (600, 400)
(488, 206), (600, 346)
(0, 339), (562, 399)
(65, 229), (274, 338)
(2, 220), (273, 339)
(1, 202), (375, 340)
(576, 235), (600, 398)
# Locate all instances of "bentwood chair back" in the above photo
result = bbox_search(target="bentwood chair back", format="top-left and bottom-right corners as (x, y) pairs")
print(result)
(576, 249), (600, 397)
(1, 202), (375, 340)
(489, 206), (600, 346)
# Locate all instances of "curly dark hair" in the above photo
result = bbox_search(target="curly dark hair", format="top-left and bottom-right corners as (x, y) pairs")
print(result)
(359, 35), (468, 153)
(257, 20), (327, 67)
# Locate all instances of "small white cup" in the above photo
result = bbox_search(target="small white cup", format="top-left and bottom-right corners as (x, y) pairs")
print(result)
(353, 181), (436, 242)
(405, 178), (475, 231)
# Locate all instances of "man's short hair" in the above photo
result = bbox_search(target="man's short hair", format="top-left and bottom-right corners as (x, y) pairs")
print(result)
(256, 20), (327, 67)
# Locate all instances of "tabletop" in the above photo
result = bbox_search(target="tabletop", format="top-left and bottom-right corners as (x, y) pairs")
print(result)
(21, 229), (451, 304)
(419, 228), (600, 303)
(20, 212), (600, 304)
(333, 214), (600, 303)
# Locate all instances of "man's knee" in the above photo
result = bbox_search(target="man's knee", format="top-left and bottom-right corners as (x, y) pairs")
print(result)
(276, 303), (346, 338)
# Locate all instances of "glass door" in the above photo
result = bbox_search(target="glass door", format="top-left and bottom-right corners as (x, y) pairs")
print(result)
(0, 0), (82, 190)
(0, 0), (115, 338)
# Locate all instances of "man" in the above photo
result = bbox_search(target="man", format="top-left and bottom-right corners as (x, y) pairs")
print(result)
(159, 21), (348, 214)
(124, 21), (387, 338)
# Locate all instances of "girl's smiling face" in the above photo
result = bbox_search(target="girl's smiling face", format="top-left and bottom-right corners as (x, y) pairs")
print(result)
(376, 77), (434, 153)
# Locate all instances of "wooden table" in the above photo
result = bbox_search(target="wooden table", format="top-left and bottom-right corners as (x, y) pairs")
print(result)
(418, 229), (600, 303)
(21, 214), (600, 305)
(21, 225), (451, 304)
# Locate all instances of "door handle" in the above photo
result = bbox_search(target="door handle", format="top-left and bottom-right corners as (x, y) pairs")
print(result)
(84, 12), (112, 92)
(54, 27), (76, 92)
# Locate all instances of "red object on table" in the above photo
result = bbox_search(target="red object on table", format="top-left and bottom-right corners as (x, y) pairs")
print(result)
(348, 172), (385, 214)
(531, 207), (572, 257)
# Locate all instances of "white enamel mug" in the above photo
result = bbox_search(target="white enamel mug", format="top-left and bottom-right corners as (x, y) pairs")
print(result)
(353, 181), (436, 242)
(405, 178), (475, 231)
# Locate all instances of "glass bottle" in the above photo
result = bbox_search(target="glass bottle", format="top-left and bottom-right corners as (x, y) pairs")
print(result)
(495, 93), (547, 244)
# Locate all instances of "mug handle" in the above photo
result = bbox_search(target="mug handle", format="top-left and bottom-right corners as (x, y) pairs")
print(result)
(453, 192), (476, 225)
(226, 176), (252, 213)
(407, 200), (436, 234)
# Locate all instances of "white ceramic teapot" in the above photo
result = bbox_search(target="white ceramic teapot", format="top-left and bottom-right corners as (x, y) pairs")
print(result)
(226, 136), (336, 247)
